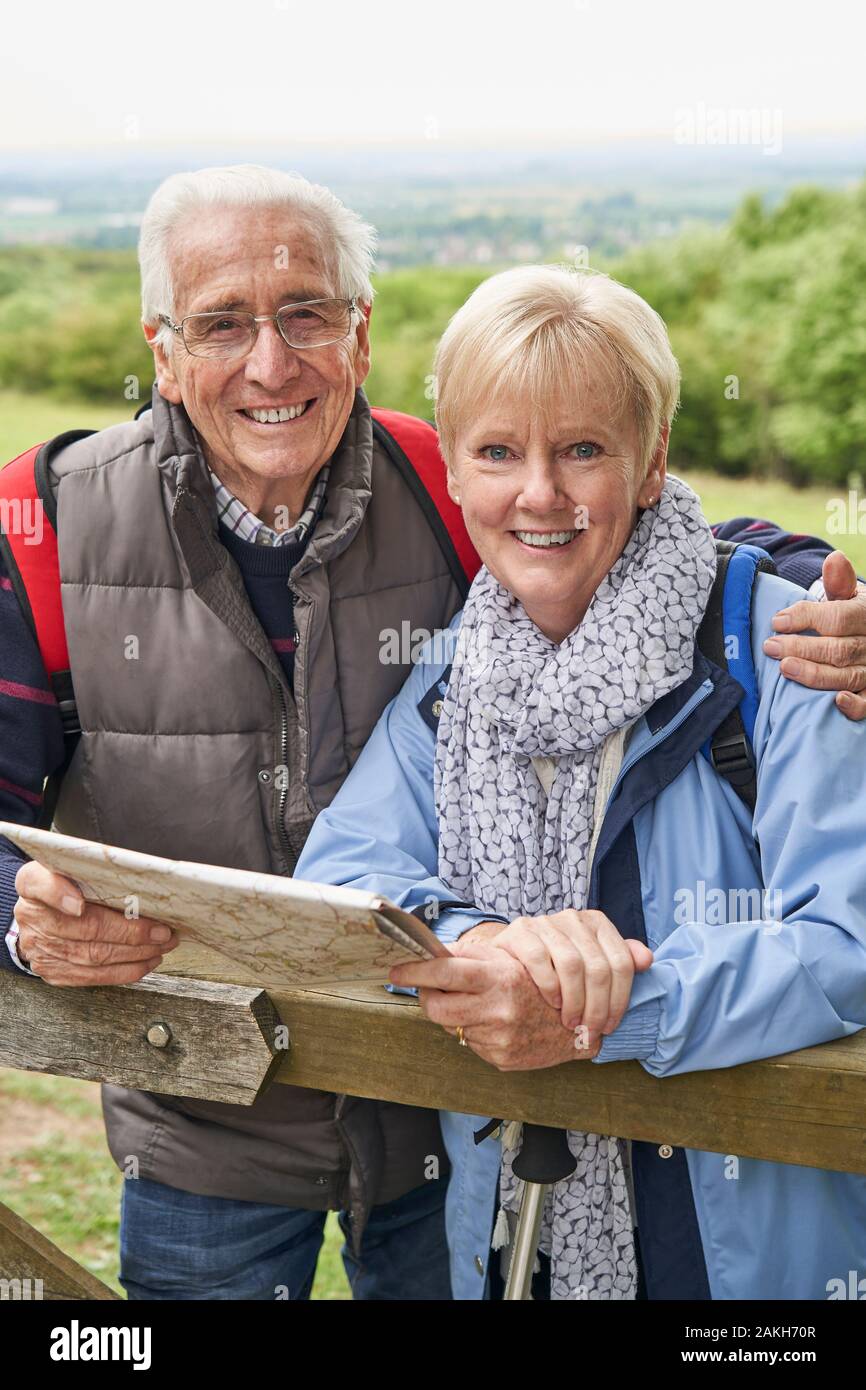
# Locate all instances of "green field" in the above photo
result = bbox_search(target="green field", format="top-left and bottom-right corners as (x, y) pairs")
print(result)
(0, 389), (131, 461)
(0, 1068), (351, 1299)
(676, 469), (866, 575)
(0, 388), (862, 1301)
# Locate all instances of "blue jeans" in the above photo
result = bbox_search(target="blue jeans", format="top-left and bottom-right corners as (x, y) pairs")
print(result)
(119, 1175), (452, 1300)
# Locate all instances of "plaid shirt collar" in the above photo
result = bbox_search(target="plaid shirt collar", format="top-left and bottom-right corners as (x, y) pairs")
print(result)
(207, 455), (330, 548)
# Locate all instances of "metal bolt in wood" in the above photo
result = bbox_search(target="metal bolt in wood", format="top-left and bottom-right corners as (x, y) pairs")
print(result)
(146, 1021), (172, 1049)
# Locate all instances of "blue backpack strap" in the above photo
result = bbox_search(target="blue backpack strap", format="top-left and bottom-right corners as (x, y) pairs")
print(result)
(697, 540), (776, 810)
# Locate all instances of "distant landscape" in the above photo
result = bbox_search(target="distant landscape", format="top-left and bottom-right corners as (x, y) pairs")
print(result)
(3, 136), (865, 264)
(1, 156), (865, 488)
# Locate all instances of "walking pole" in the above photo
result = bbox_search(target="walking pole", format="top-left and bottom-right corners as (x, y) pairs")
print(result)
(503, 1123), (576, 1300)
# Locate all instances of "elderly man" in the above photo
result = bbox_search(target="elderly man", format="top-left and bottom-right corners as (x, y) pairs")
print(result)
(0, 165), (864, 1303)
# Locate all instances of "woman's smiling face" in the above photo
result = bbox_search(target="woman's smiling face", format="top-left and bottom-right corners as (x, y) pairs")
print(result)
(448, 375), (666, 643)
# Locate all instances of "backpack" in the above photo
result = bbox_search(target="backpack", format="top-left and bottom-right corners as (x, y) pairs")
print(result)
(0, 411), (771, 822)
(696, 539), (777, 811)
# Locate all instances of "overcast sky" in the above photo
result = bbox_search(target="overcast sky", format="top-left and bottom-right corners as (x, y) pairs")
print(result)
(3, 0), (864, 150)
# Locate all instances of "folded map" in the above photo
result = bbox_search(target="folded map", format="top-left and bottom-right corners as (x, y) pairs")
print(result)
(0, 821), (449, 988)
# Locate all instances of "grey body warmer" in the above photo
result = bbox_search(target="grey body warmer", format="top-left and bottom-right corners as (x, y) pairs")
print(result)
(45, 385), (464, 1240)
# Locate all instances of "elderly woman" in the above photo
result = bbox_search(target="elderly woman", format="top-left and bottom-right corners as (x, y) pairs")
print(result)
(296, 265), (866, 1300)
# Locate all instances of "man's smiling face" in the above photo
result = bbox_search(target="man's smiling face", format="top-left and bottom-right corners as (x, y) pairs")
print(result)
(146, 204), (371, 511)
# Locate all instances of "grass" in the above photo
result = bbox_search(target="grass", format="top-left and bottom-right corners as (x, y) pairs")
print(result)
(0, 1068), (351, 1299)
(0, 391), (860, 1300)
(0, 1069), (121, 1291)
(0, 390), (132, 462)
(677, 468), (866, 576)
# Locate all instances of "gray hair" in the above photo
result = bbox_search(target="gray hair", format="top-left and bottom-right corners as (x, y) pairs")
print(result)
(139, 163), (377, 354)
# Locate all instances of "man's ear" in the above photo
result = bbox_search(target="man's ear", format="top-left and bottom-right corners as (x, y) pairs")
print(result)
(142, 321), (183, 405)
(637, 424), (669, 508)
(353, 303), (372, 387)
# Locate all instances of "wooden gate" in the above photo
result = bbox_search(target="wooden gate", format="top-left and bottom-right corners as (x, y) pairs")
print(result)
(2, 966), (866, 1295)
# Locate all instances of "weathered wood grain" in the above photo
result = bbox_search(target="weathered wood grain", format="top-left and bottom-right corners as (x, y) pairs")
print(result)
(268, 979), (866, 1175)
(2, 968), (866, 1173)
(0, 1200), (119, 1300)
(0, 971), (283, 1104)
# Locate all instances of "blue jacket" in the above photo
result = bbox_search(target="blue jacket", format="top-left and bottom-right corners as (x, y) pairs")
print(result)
(295, 569), (866, 1300)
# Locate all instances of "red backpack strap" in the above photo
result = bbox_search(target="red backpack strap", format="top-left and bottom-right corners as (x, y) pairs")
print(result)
(0, 441), (69, 679)
(0, 435), (91, 828)
(370, 408), (480, 597)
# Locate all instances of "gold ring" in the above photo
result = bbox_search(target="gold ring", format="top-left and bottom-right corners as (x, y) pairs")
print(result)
(456, 1025), (468, 1047)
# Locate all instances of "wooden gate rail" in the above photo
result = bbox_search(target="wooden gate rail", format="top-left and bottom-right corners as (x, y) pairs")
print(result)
(0, 1200), (118, 1300)
(0, 972), (282, 1105)
(269, 979), (866, 1175)
(2, 970), (865, 1175)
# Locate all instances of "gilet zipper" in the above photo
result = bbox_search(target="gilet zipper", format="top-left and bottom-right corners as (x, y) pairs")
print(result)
(274, 679), (292, 873)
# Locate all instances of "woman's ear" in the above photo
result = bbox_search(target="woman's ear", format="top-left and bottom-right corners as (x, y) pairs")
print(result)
(446, 467), (461, 506)
(638, 425), (669, 508)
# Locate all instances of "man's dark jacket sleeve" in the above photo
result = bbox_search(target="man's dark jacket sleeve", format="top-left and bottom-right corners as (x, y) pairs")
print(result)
(711, 516), (831, 590)
(0, 551), (65, 970)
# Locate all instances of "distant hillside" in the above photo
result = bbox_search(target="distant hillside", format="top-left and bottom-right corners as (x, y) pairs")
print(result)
(2, 136), (864, 264)
(1, 177), (865, 484)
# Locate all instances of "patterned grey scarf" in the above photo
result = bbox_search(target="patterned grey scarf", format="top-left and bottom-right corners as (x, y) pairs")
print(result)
(434, 475), (716, 1299)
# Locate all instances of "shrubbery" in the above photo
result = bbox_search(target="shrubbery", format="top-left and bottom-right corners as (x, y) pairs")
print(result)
(2, 179), (865, 485)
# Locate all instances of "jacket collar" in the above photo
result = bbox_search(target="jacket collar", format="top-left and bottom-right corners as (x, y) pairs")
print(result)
(292, 387), (373, 579)
(589, 649), (746, 898)
(151, 382), (375, 575)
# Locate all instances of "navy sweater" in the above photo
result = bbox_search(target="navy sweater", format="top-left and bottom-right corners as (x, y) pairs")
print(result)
(0, 518), (831, 971)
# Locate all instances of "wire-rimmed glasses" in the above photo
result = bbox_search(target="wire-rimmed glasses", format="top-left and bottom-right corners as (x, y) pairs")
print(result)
(159, 297), (360, 359)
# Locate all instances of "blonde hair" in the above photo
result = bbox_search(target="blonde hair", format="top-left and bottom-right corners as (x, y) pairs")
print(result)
(433, 265), (680, 472)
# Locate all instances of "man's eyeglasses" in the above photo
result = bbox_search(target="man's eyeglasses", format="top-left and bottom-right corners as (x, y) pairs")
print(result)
(159, 297), (361, 360)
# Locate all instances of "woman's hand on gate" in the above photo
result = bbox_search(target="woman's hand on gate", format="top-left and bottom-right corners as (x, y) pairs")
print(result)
(473, 909), (654, 1038)
(389, 937), (602, 1071)
(12, 860), (180, 986)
